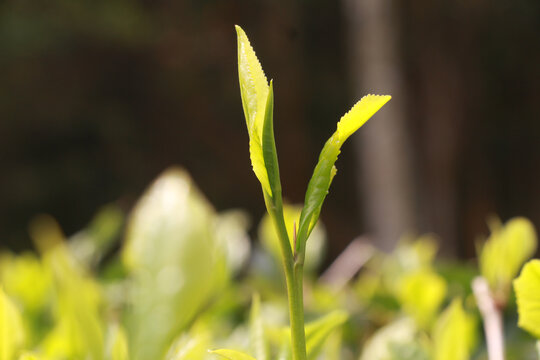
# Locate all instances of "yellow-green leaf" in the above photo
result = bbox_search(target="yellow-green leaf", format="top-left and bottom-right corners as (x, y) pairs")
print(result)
(165, 324), (210, 360)
(336, 95), (392, 143)
(432, 299), (476, 360)
(305, 310), (348, 360)
(359, 318), (417, 360)
(397, 270), (447, 328)
(122, 168), (228, 360)
(297, 95), (390, 254)
(0, 287), (25, 360)
(261, 82), (283, 203)
(236, 25), (271, 196)
(106, 324), (129, 360)
(0, 252), (52, 313)
(479, 217), (537, 302)
(17, 354), (39, 360)
(210, 349), (257, 360)
(514, 259), (540, 338)
(30, 216), (104, 360)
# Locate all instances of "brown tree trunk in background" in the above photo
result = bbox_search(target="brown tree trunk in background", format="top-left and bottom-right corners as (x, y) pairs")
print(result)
(418, 47), (463, 256)
(344, 0), (415, 251)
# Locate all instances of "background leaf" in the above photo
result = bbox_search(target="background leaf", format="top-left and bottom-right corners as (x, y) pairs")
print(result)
(479, 217), (537, 303)
(210, 349), (256, 360)
(305, 310), (347, 360)
(249, 294), (268, 360)
(0, 287), (26, 360)
(514, 259), (540, 339)
(359, 318), (417, 360)
(397, 270), (447, 328)
(122, 167), (229, 360)
(30, 216), (104, 360)
(432, 299), (476, 360)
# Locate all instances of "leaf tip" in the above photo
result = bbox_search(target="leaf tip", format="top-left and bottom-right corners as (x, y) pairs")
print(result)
(234, 25), (244, 36)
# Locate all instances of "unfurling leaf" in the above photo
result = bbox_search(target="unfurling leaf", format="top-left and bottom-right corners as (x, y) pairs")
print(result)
(297, 95), (391, 255)
(236, 25), (274, 198)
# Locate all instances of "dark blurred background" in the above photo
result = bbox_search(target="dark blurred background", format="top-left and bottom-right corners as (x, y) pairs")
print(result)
(1, 0), (539, 261)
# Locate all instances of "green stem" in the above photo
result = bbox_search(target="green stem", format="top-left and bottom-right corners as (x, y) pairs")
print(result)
(291, 261), (306, 360)
(264, 193), (307, 360)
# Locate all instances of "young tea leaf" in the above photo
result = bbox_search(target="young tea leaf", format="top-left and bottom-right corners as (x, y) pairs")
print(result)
(297, 95), (391, 255)
(236, 25), (272, 197)
(514, 259), (540, 339)
(262, 82), (283, 203)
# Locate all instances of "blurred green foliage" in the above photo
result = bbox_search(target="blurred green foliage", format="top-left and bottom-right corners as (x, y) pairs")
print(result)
(1, 168), (540, 359)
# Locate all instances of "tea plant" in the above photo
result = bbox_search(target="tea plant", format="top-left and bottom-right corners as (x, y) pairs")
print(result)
(228, 25), (390, 360)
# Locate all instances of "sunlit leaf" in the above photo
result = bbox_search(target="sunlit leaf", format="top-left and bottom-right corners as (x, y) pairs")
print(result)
(432, 299), (476, 360)
(106, 324), (129, 360)
(122, 168), (228, 360)
(165, 327), (210, 360)
(17, 354), (39, 360)
(30, 216), (104, 360)
(261, 81), (283, 204)
(236, 25), (272, 197)
(215, 210), (251, 273)
(0, 287), (26, 360)
(479, 217), (537, 303)
(297, 95), (390, 253)
(389, 342), (430, 360)
(514, 259), (540, 338)
(378, 235), (439, 297)
(305, 310), (347, 360)
(360, 318), (417, 360)
(320, 330), (342, 360)
(210, 349), (257, 360)
(397, 270), (447, 328)
(0, 252), (52, 313)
